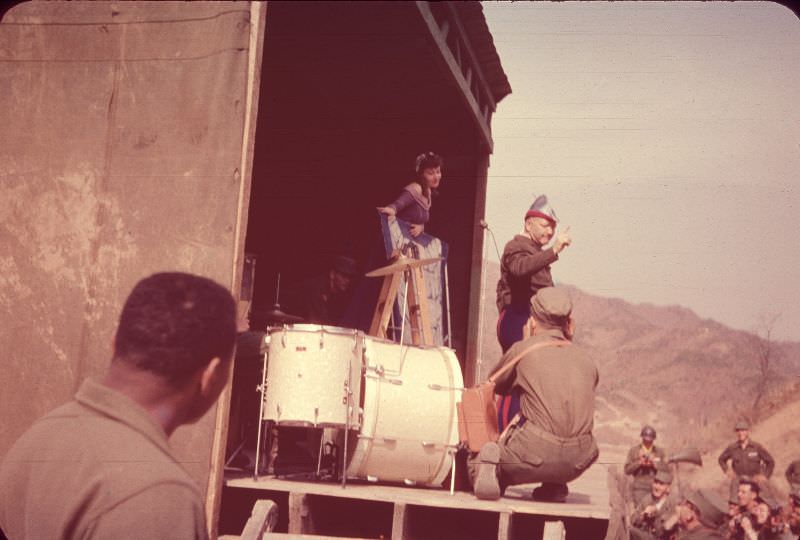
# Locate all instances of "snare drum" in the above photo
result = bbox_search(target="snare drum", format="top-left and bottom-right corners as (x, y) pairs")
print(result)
(343, 338), (463, 486)
(263, 325), (362, 428)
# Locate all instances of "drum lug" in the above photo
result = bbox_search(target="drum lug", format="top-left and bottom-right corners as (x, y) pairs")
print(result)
(386, 378), (402, 385)
(319, 331), (324, 349)
(281, 327), (287, 348)
(421, 441), (435, 448)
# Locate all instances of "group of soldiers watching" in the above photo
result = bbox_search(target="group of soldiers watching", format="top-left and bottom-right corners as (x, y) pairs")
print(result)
(626, 422), (800, 540)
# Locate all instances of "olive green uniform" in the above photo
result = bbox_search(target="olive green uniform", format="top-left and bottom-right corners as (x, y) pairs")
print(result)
(625, 443), (668, 504)
(631, 493), (675, 540)
(677, 526), (724, 539)
(0, 379), (207, 539)
(718, 440), (775, 478)
(487, 329), (599, 489)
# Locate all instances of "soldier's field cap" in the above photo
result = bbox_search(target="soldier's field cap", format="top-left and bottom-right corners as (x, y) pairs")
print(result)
(734, 419), (750, 431)
(525, 194), (558, 225)
(685, 489), (727, 528)
(531, 287), (572, 327)
(654, 468), (673, 484)
(641, 425), (657, 441)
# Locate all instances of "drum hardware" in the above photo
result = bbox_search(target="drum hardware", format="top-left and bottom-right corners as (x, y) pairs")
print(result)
(428, 383), (462, 391)
(254, 349), (269, 481)
(443, 259), (452, 348)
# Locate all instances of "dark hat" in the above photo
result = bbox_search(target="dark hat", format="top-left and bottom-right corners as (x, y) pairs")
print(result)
(640, 425), (657, 441)
(332, 256), (357, 277)
(685, 489), (727, 528)
(524, 194), (558, 225)
(530, 287), (572, 327)
(734, 419), (750, 431)
(654, 468), (673, 485)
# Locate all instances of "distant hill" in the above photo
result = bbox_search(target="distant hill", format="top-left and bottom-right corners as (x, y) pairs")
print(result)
(478, 261), (800, 461)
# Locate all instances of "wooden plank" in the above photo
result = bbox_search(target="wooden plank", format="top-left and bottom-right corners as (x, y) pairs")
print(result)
(391, 502), (408, 540)
(543, 520), (566, 540)
(239, 499), (278, 540)
(368, 273), (401, 338)
(497, 511), (512, 540)
(226, 463), (612, 520)
(206, 2), (268, 537)
(288, 492), (313, 535)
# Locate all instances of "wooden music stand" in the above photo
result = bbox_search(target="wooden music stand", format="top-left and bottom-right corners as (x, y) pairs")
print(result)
(366, 256), (440, 346)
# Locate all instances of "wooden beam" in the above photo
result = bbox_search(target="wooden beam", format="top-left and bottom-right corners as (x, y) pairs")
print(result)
(543, 520), (566, 540)
(239, 499), (278, 540)
(497, 511), (512, 540)
(206, 2), (268, 537)
(415, 1), (493, 152)
(444, 2), (497, 111)
(288, 492), (314, 535)
(465, 152), (490, 387)
(392, 502), (409, 540)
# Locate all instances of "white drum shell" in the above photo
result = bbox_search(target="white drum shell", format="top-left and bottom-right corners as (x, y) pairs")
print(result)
(263, 325), (362, 428)
(345, 339), (463, 486)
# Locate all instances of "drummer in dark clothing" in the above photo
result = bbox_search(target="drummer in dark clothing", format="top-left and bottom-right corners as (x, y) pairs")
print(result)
(285, 255), (357, 326)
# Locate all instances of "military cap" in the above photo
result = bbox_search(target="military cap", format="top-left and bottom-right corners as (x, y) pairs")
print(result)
(654, 468), (673, 484)
(734, 419), (750, 431)
(525, 194), (558, 225)
(640, 425), (657, 441)
(531, 287), (572, 327)
(685, 489), (727, 528)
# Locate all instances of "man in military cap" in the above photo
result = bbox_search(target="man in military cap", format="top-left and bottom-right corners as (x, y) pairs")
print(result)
(471, 287), (598, 502)
(630, 468), (675, 540)
(494, 195), (572, 432)
(666, 489), (727, 539)
(718, 419), (774, 495)
(625, 425), (668, 504)
(495, 195), (571, 353)
(680, 489), (728, 539)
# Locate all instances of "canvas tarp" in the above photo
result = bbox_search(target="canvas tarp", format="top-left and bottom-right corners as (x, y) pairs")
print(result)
(0, 0), (262, 527)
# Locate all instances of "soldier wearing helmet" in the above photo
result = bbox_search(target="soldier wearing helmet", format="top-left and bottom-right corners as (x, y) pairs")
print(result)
(625, 425), (668, 505)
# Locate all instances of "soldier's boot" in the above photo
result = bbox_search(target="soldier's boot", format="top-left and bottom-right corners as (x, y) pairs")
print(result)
(474, 442), (502, 501)
(532, 482), (568, 503)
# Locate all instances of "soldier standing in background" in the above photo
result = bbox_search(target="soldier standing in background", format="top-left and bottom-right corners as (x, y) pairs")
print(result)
(625, 425), (668, 505)
(718, 420), (775, 498)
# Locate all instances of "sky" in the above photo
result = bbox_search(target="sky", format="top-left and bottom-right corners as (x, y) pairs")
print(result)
(481, 2), (800, 341)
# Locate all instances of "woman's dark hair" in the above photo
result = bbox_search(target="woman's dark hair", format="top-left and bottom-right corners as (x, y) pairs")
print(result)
(113, 272), (237, 385)
(413, 151), (443, 197)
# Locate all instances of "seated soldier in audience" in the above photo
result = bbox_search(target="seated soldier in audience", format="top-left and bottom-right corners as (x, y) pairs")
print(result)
(630, 468), (675, 540)
(662, 489), (727, 539)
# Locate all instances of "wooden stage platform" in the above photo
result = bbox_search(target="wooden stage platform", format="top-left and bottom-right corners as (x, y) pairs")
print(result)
(222, 454), (614, 540)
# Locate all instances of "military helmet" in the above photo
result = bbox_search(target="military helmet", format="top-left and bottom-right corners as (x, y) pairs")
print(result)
(685, 489), (727, 529)
(640, 425), (657, 441)
(734, 419), (750, 431)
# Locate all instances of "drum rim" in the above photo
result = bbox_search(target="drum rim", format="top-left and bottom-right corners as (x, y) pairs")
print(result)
(267, 323), (361, 335)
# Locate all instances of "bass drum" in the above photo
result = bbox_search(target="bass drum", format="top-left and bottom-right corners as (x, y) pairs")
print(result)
(343, 338), (463, 487)
(263, 325), (362, 428)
